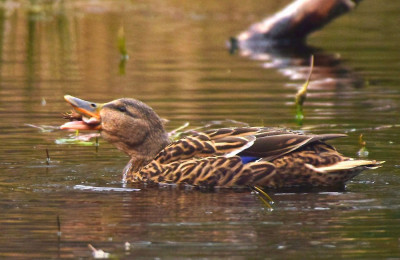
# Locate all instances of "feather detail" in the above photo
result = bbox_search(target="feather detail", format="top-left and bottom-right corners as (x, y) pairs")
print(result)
(135, 156), (276, 188)
(205, 127), (260, 139)
(154, 134), (216, 164)
(240, 133), (346, 161)
(62, 96), (383, 190)
(305, 160), (384, 173)
(132, 129), (382, 189)
(217, 136), (256, 157)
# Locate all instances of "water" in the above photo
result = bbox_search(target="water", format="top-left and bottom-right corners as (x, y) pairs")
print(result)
(1, 0), (400, 258)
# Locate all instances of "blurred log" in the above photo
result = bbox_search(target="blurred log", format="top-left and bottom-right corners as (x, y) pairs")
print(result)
(228, 0), (365, 101)
(236, 0), (362, 47)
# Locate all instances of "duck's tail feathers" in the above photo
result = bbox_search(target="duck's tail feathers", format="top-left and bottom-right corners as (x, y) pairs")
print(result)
(306, 160), (384, 173)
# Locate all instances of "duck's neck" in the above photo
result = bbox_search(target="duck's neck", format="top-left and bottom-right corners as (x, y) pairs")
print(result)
(122, 136), (170, 183)
(122, 132), (170, 172)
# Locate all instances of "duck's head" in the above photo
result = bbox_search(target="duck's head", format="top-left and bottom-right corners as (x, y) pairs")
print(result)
(61, 95), (170, 163)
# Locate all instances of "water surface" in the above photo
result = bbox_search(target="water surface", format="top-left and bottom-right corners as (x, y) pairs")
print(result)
(1, 0), (400, 258)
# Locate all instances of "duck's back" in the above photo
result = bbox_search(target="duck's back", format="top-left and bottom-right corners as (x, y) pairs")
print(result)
(126, 127), (382, 189)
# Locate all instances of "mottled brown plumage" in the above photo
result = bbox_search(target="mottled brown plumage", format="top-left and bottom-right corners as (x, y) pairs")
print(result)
(61, 95), (383, 190)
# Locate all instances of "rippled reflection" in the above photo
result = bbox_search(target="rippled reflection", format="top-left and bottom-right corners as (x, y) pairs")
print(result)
(0, 0), (400, 259)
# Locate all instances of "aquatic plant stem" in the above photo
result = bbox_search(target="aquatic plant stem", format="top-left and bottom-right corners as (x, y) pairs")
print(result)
(46, 148), (50, 165)
(295, 55), (314, 125)
(251, 186), (274, 210)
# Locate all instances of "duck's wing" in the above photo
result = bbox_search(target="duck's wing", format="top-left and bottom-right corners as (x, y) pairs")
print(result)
(205, 127), (347, 161)
(154, 127), (346, 165)
(147, 129), (276, 187)
(239, 133), (347, 161)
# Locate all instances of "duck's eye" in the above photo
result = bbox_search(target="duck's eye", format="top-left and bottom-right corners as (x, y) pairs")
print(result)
(117, 106), (127, 113)
(90, 103), (97, 108)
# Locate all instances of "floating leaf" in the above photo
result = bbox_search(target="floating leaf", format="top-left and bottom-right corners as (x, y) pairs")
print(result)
(56, 132), (100, 146)
(55, 138), (96, 146)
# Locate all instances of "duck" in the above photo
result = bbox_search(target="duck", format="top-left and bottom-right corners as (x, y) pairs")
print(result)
(60, 95), (383, 190)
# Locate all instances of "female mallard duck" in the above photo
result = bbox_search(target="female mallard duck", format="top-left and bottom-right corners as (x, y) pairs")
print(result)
(61, 95), (383, 190)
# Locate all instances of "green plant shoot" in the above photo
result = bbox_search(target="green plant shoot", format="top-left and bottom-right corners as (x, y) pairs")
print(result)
(295, 55), (314, 125)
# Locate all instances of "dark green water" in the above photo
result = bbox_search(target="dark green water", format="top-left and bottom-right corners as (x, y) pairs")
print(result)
(1, 0), (400, 258)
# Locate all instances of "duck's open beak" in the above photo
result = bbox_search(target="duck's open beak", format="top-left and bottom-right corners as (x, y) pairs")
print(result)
(60, 95), (103, 130)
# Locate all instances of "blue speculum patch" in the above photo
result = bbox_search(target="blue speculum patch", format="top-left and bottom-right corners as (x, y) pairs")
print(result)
(240, 156), (259, 164)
